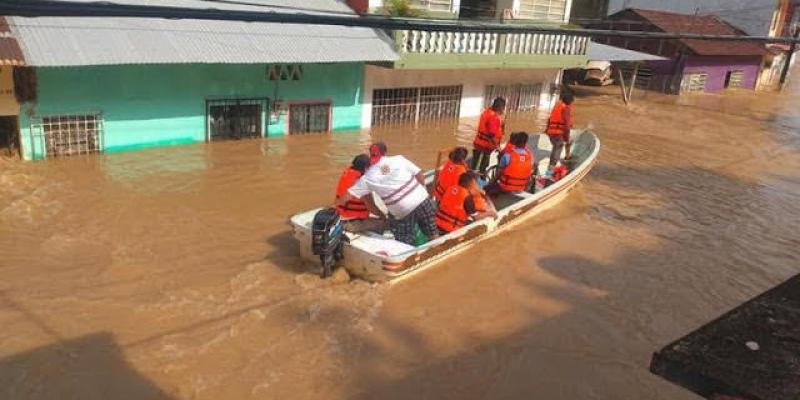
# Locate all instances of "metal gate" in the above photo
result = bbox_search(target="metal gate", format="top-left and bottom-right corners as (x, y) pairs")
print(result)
(289, 102), (331, 134)
(32, 114), (104, 158)
(484, 83), (542, 113)
(372, 85), (463, 127)
(207, 99), (266, 141)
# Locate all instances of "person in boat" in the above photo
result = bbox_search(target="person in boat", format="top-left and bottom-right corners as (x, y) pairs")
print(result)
(433, 146), (469, 203)
(436, 171), (497, 234)
(546, 92), (574, 169)
(335, 154), (385, 233)
(471, 97), (506, 174)
(485, 132), (534, 196)
(335, 142), (439, 245)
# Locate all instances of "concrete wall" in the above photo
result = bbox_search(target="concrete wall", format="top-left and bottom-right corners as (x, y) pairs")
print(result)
(607, 0), (778, 37)
(361, 65), (559, 128)
(683, 55), (763, 92)
(20, 63), (364, 160)
(0, 67), (18, 117)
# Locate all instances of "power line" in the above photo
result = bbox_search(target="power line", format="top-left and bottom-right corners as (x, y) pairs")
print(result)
(1, 0), (799, 44)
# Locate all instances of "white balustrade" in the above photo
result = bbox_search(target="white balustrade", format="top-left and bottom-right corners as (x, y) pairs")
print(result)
(398, 30), (589, 57)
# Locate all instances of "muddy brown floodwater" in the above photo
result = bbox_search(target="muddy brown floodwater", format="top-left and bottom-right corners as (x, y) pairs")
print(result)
(1, 77), (800, 400)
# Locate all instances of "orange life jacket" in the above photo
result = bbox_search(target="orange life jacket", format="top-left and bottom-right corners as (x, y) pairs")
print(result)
(469, 182), (488, 213)
(499, 148), (534, 192)
(335, 167), (369, 220)
(473, 108), (503, 151)
(546, 101), (571, 137)
(434, 160), (467, 201)
(435, 185), (470, 233)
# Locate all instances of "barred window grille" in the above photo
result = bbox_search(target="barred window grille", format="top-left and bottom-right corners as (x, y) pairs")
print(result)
(727, 71), (745, 89)
(207, 98), (266, 141)
(681, 73), (708, 93)
(518, 0), (567, 22)
(484, 84), (542, 113)
(41, 114), (103, 158)
(289, 103), (331, 134)
(372, 85), (462, 127)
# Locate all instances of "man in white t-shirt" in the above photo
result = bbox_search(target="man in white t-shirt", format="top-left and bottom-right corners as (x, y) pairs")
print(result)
(335, 142), (439, 245)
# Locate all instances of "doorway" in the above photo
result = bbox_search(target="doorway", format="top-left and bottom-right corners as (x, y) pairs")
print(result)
(0, 116), (18, 156)
(207, 99), (267, 141)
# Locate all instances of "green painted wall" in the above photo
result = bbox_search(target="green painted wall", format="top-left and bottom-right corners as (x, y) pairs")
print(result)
(20, 63), (364, 160)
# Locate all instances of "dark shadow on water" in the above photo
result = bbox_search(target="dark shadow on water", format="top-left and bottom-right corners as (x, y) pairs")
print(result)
(0, 332), (174, 400)
(320, 162), (799, 399)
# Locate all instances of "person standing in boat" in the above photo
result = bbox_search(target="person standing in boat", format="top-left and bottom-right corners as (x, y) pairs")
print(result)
(433, 146), (469, 203)
(335, 142), (439, 246)
(485, 132), (534, 196)
(334, 154), (385, 233)
(436, 171), (497, 234)
(471, 97), (506, 174)
(546, 92), (574, 169)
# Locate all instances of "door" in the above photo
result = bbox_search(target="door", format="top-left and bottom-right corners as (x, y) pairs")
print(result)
(207, 99), (265, 141)
(289, 102), (331, 134)
(0, 116), (18, 156)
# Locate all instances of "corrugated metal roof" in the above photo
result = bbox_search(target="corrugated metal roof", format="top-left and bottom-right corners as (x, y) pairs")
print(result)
(8, 0), (398, 67)
(0, 17), (25, 65)
(588, 42), (666, 61)
(627, 9), (766, 56)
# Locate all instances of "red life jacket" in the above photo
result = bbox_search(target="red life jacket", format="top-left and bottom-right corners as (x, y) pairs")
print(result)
(546, 101), (572, 137)
(473, 108), (503, 151)
(434, 160), (467, 201)
(335, 167), (369, 220)
(435, 186), (470, 233)
(552, 165), (569, 181)
(499, 148), (534, 192)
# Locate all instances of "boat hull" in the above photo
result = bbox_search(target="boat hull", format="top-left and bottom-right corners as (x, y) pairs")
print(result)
(291, 131), (600, 283)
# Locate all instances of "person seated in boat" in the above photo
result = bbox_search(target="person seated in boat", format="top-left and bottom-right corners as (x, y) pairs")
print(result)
(433, 146), (469, 203)
(436, 172), (498, 234)
(334, 142), (439, 246)
(485, 132), (534, 196)
(335, 154), (386, 233)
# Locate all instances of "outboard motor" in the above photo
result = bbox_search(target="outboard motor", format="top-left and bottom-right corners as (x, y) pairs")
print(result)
(311, 208), (347, 278)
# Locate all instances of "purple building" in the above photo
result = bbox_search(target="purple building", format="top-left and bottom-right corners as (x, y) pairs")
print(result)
(593, 9), (766, 94)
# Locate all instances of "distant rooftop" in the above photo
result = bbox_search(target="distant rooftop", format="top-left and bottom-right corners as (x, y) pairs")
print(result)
(612, 8), (766, 57)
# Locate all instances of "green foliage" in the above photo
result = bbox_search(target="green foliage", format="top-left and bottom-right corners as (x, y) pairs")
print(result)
(384, 0), (423, 18)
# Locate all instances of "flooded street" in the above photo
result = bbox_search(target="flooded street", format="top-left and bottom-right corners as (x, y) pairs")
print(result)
(2, 77), (800, 399)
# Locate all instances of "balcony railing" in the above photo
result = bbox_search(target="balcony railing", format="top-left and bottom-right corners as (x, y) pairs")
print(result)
(397, 30), (590, 56)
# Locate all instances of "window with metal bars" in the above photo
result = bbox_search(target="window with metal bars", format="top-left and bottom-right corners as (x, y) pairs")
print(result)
(484, 84), (542, 113)
(681, 73), (708, 93)
(289, 102), (331, 134)
(207, 99), (266, 141)
(41, 114), (103, 158)
(517, 0), (567, 22)
(726, 71), (745, 89)
(371, 85), (462, 127)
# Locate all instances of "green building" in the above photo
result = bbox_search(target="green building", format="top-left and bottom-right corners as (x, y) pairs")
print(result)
(7, 0), (396, 160)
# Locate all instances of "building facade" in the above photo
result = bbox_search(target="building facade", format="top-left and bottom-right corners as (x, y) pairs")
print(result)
(8, 0), (396, 160)
(594, 9), (766, 94)
(603, 0), (799, 90)
(350, 0), (589, 129)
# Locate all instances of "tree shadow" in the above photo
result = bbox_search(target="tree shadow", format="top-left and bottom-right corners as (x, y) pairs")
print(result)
(0, 332), (174, 400)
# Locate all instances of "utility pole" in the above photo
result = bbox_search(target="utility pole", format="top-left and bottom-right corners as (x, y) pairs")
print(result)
(779, 26), (799, 91)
